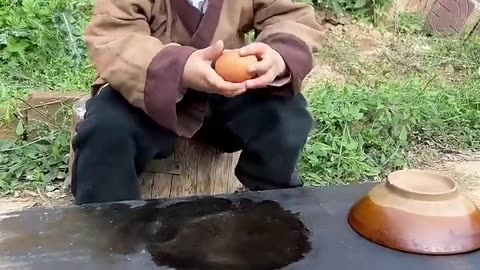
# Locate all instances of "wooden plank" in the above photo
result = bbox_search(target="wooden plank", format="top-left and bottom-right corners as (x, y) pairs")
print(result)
(226, 152), (242, 193)
(169, 139), (197, 197)
(144, 156), (180, 175)
(139, 172), (154, 198)
(150, 173), (173, 199)
(210, 151), (241, 195)
(195, 143), (215, 196)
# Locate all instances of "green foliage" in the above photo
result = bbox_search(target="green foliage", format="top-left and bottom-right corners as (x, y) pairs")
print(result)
(311, 0), (393, 25)
(302, 26), (480, 186)
(0, 0), (94, 98)
(316, 27), (480, 83)
(396, 12), (425, 34)
(0, 126), (70, 195)
(301, 78), (480, 186)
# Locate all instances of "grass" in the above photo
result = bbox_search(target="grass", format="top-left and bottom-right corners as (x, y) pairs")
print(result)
(302, 78), (480, 185)
(0, 3), (479, 194)
(300, 17), (480, 185)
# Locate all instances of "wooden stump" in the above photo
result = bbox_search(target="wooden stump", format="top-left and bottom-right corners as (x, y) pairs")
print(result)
(65, 96), (243, 199)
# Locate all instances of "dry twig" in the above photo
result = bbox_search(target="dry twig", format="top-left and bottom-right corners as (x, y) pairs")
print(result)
(37, 187), (53, 208)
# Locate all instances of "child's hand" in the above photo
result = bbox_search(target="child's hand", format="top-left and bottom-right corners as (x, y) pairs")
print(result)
(239, 42), (287, 89)
(182, 40), (247, 97)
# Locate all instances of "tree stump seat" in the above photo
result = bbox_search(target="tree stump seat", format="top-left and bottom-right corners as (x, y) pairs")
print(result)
(65, 96), (243, 199)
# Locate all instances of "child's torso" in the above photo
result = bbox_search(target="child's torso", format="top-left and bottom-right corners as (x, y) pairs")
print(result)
(151, 0), (254, 49)
(189, 0), (209, 12)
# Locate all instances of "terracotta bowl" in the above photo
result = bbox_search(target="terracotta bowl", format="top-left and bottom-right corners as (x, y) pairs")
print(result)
(348, 169), (480, 255)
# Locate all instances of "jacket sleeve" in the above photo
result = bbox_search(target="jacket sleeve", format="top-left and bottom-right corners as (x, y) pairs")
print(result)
(84, 0), (196, 133)
(253, 0), (325, 94)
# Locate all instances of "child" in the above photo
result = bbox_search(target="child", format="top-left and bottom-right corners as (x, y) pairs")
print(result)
(72, 0), (325, 204)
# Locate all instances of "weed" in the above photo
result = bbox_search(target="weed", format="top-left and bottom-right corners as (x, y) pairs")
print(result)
(0, 125), (70, 195)
(396, 12), (425, 34)
(316, 26), (480, 83)
(301, 78), (480, 186)
(311, 0), (393, 25)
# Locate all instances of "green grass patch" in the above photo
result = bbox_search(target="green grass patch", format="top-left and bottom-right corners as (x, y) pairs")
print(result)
(301, 77), (480, 186)
(317, 27), (480, 83)
(0, 127), (70, 195)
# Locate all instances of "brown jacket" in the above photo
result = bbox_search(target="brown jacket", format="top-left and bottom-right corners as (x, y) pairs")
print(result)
(84, 0), (324, 138)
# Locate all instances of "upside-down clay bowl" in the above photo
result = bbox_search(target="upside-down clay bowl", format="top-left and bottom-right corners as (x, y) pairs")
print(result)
(348, 169), (480, 255)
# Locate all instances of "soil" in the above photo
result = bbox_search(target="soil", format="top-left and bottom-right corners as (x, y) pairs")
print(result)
(0, 122), (17, 141)
(0, 181), (74, 214)
(409, 147), (480, 206)
(303, 59), (346, 90)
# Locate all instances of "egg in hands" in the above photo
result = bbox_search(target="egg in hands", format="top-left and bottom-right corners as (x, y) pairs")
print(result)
(214, 50), (259, 83)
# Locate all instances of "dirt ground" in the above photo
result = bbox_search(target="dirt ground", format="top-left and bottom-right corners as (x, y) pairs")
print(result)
(0, 122), (16, 141)
(409, 147), (480, 206)
(1, 20), (479, 214)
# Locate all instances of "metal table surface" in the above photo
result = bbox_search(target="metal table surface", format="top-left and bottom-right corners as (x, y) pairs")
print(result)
(0, 183), (479, 270)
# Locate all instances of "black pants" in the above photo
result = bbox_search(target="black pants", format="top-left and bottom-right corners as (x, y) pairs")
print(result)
(71, 86), (312, 205)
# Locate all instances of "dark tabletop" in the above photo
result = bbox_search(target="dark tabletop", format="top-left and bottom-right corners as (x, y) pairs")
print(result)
(0, 183), (479, 270)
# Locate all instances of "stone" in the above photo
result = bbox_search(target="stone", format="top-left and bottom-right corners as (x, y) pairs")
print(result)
(23, 91), (85, 130)
(425, 0), (480, 36)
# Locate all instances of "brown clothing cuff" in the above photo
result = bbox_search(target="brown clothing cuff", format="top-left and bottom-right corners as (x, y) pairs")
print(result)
(261, 33), (313, 96)
(144, 45), (196, 133)
(268, 72), (292, 87)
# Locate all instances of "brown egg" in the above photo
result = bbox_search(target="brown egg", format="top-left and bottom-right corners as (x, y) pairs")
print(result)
(214, 50), (258, 83)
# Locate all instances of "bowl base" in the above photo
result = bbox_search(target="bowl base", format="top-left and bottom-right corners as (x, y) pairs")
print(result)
(348, 196), (480, 255)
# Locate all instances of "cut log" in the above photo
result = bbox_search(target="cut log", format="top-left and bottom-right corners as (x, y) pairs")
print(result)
(64, 96), (243, 199)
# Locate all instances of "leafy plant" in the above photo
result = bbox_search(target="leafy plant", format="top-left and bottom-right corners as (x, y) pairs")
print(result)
(0, 126), (70, 195)
(396, 12), (425, 34)
(311, 0), (393, 25)
(301, 78), (480, 186)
